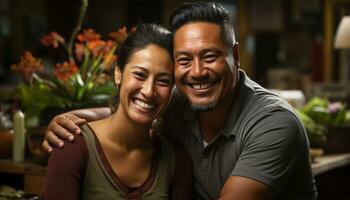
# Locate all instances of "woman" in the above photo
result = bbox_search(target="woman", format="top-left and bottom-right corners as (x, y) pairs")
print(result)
(44, 24), (193, 200)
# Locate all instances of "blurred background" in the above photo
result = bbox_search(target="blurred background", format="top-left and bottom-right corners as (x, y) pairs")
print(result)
(0, 0), (349, 93)
(1, 0), (350, 199)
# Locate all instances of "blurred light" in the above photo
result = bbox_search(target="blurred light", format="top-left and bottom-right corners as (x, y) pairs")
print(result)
(335, 16), (350, 49)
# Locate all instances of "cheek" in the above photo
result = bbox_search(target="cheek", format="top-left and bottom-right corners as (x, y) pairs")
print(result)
(163, 87), (172, 98)
(119, 79), (138, 97)
(174, 67), (185, 85)
(158, 87), (172, 102)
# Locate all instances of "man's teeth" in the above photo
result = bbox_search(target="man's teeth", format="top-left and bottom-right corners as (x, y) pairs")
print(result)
(134, 99), (155, 110)
(191, 83), (212, 90)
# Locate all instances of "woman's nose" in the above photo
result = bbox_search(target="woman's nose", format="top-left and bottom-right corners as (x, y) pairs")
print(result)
(140, 79), (155, 98)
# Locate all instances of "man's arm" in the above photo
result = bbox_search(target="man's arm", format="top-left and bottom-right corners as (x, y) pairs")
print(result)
(219, 109), (309, 200)
(219, 176), (272, 200)
(42, 107), (112, 152)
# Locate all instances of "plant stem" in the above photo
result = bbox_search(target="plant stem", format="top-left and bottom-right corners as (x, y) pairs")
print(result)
(67, 0), (88, 63)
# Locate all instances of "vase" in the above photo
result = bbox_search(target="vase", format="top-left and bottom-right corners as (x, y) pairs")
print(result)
(320, 125), (350, 154)
(0, 129), (13, 159)
(26, 126), (49, 165)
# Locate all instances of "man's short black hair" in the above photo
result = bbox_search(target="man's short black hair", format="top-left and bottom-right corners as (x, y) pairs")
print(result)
(170, 1), (235, 47)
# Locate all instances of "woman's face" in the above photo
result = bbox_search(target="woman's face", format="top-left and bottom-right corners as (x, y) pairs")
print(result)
(116, 44), (174, 125)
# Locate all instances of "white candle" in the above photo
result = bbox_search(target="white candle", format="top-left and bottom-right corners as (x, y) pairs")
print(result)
(13, 110), (26, 162)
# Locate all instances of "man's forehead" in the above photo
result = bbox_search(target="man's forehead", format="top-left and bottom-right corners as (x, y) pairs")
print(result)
(173, 22), (225, 52)
(174, 22), (221, 37)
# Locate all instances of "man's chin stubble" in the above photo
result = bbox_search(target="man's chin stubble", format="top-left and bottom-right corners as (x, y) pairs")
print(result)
(189, 101), (220, 112)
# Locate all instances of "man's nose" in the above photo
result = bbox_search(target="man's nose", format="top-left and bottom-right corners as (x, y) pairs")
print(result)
(189, 59), (208, 80)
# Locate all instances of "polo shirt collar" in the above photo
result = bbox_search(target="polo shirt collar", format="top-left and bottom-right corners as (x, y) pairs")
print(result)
(182, 69), (254, 139)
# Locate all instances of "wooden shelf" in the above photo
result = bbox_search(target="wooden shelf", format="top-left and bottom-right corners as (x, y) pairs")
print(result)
(0, 159), (46, 195)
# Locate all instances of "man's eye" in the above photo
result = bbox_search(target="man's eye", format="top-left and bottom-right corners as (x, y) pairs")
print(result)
(176, 57), (191, 65)
(203, 54), (218, 62)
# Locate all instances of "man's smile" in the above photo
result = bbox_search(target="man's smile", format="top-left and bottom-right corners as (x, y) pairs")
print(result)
(190, 82), (216, 90)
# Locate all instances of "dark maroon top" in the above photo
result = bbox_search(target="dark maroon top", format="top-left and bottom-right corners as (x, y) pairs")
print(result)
(44, 131), (193, 200)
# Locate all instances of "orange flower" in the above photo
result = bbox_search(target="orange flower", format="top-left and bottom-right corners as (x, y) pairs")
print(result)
(54, 61), (78, 80)
(41, 32), (65, 48)
(87, 40), (105, 57)
(87, 39), (116, 57)
(11, 51), (44, 81)
(109, 26), (128, 43)
(74, 43), (85, 61)
(104, 40), (115, 53)
(103, 54), (117, 71)
(77, 29), (101, 42)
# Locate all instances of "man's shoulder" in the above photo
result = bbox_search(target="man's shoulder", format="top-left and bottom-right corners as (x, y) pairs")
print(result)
(240, 105), (307, 149)
(236, 70), (295, 117)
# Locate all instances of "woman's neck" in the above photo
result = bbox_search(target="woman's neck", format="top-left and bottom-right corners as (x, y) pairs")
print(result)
(90, 106), (153, 152)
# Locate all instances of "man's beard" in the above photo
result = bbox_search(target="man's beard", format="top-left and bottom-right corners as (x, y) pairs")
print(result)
(188, 100), (220, 112)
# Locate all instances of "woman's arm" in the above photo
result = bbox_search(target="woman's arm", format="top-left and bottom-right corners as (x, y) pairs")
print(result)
(42, 107), (112, 152)
(170, 143), (193, 200)
(44, 134), (88, 200)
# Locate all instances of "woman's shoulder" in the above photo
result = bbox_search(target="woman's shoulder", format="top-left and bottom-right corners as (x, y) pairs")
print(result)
(49, 133), (88, 164)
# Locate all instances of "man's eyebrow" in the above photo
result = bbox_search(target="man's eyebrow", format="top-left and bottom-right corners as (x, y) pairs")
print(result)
(174, 50), (191, 57)
(174, 48), (225, 56)
(201, 48), (225, 54)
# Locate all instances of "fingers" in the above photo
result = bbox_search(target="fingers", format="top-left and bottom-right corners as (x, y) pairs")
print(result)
(43, 130), (64, 152)
(56, 114), (86, 135)
(64, 114), (86, 128)
(43, 113), (87, 153)
(42, 139), (53, 153)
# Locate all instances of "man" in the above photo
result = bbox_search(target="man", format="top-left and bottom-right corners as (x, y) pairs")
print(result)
(43, 1), (317, 199)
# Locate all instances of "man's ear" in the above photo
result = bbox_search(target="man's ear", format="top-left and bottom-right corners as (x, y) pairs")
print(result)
(114, 66), (122, 85)
(232, 42), (240, 68)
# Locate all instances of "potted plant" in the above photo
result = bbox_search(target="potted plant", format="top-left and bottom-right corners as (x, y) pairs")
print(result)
(11, 0), (129, 126)
(296, 97), (350, 153)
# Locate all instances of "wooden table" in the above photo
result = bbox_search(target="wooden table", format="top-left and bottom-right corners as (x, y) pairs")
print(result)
(0, 159), (46, 195)
(311, 153), (350, 200)
(312, 153), (350, 176)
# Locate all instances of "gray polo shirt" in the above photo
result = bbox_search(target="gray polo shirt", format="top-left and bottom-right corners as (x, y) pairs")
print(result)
(161, 70), (317, 200)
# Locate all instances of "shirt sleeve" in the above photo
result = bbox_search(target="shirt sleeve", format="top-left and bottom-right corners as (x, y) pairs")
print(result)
(169, 142), (193, 200)
(44, 134), (88, 200)
(231, 109), (309, 192)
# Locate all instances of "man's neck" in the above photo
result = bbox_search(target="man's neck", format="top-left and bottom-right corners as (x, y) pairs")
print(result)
(198, 87), (237, 143)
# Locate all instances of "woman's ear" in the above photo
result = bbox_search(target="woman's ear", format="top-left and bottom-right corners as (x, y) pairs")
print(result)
(114, 66), (122, 85)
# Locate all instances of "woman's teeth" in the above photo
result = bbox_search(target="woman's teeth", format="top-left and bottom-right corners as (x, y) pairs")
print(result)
(133, 99), (155, 110)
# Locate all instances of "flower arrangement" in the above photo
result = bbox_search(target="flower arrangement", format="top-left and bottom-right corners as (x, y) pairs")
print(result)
(11, 0), (129, 123)
(296, 97), (350, 146)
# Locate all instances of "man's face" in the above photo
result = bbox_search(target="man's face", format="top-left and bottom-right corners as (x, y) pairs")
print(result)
(173, 22), (238, 111)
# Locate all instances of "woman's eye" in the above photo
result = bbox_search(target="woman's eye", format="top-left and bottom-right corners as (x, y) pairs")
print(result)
(133, 72), (146, 79)
(157, 79), (172, 86)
